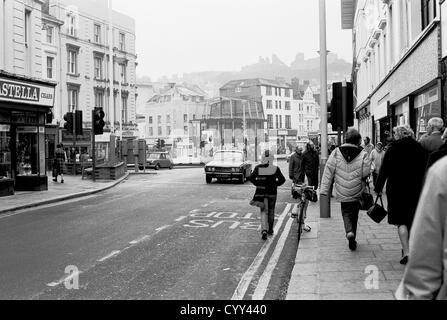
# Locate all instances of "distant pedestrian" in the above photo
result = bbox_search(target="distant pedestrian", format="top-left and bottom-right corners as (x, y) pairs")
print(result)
(249, 150), (286, 240)
(426, 128), (447, 171)
(369, 142), (385, 187)
(395, 156), (447, 300)
(320, 128), (371, 251)
(375, 125), (426, 265)
(419, 117), (444, 154)
(53, 144), (67, 183)
(302, 141), (320, 190)
(289, 146), (304, 184)
(363, 137), (374, 157)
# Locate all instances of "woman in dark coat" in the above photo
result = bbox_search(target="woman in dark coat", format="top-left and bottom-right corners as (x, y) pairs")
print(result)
(375, 125), (427, 265)
(302, 141), (320, 190)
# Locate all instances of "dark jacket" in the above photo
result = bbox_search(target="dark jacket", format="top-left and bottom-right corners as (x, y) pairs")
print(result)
(375, 137), (427, 227)
(250, 164), (286, 196)
(302, 150), (320, 177)
(420, 132), (444, 154)
(426, 141), (447, 171)
(289, 152), (304, 183)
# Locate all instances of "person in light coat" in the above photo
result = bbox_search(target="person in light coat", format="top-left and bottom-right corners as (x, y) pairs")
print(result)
(395, 156), (447, 300)
(369, 142), (385, 187)
(320, 128), (371, 251)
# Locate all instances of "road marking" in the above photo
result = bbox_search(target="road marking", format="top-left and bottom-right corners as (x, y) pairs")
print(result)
(155, 225), (171, 232)
(175, 216), (187, 222)
(252, 216), (294, 300)
(129, 235), (150, 245)
(47, 270), (82, 287)
(97, 250), (121, 262)
(231, 203), (292, 300)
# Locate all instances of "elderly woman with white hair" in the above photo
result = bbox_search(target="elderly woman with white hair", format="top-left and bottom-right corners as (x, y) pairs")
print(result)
(249, 150), (286, 240)
(419, 117), (445, 154)
(375, 125), (427, 265)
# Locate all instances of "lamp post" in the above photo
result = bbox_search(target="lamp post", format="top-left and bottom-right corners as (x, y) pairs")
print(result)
(319, 0), (330, 218)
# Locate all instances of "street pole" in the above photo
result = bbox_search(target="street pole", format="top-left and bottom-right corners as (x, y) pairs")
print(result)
(91, 109), (96, 182)
(319, 0), (330, 218)
(108, 0), (114, 132)
(342, 80), (348, 140)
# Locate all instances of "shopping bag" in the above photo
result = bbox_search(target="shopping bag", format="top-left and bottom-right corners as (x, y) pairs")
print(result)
(367, 195), (388, 223)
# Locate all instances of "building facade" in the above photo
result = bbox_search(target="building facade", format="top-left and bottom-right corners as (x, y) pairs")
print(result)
(220, 78), (296, 154)
(343, 0), (444, 144)
(1, 0), (56, 194)
(144, 83), (208, 162)
(47, 0), (138, 149)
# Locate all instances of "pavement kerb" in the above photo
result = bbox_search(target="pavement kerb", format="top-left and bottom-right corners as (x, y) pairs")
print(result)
(286, 214), (321, 299)
(0, 172), (130, 215)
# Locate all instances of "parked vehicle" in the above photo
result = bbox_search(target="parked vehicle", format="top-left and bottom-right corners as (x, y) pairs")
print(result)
(204, 150), (252, 184)
(140, 152), (174, 170)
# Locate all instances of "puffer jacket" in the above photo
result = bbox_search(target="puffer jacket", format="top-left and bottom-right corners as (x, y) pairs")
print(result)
(320, 144), (371, 203)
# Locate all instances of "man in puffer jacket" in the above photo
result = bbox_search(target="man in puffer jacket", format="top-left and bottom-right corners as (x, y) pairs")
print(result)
(320, 128), (371, 251)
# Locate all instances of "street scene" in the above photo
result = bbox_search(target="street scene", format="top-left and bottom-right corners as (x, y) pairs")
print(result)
(1, 0), (447, 304)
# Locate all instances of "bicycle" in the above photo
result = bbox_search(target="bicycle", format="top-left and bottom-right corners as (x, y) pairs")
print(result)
(291, 183), (316, 243)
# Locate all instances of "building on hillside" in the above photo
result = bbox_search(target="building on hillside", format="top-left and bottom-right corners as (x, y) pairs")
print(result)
(46, 0), (138, 150)
(343, 0), (444, 144)
(1, 0), (57, 194)
(143, 83), (208, 161)
(220, 78), (296, 154)
(292, 87), (321, 147)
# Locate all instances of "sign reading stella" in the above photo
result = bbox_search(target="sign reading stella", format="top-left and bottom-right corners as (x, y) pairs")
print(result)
(0, 75), (55, 107)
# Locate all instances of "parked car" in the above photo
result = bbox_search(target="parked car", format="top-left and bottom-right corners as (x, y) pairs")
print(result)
(141, 152), (174, 170)
(204, 150), (252, 184)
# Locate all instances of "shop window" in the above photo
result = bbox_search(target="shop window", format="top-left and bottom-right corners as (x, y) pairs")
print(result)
(0, 125), (12, 179)
(415, 86), (441, 139)
(16, 127), (38, 176)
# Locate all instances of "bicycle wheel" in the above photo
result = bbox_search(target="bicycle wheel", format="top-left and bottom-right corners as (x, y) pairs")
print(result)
(297, 203), (305, 243)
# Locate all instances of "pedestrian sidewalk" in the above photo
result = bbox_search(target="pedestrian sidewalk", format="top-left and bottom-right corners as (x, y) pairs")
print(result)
(286, 198), (405, 300)
(0, 172), (130, 215)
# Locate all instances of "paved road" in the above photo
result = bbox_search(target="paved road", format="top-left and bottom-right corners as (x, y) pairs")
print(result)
(0, 162), (300, 300)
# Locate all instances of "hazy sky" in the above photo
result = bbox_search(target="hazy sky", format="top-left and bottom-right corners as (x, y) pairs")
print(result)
(112, 0), (352, 80)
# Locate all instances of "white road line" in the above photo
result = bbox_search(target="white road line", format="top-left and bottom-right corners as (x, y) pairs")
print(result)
(174, 216), (187, 222)
(47, 270), (82, 287)
(231, 203), (292, 300)
(155, 225), (171, 232)
(97, 250), (121, 262)
(251, 216), (294, 300)
(129, 235), (150, 245)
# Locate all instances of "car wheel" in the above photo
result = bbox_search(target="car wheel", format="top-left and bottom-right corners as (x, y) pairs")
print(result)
(169, 164), (173, 170)
(155, 163), (160, 170)
(206, 175), (212, 184)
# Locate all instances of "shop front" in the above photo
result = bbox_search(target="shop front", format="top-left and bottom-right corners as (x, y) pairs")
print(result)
(0, 73), (56, 195)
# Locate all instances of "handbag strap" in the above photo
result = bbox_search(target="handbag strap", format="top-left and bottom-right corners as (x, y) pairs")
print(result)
(375, 194), (384, 206)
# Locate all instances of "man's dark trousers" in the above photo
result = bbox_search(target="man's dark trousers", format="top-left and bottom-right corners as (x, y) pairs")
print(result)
(341, 201), (360, 236)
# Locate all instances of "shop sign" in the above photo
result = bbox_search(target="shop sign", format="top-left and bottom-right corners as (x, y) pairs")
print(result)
(16, 126), (38, 133)
(0, 76), (55, 107)
(374, 102), (388, 120)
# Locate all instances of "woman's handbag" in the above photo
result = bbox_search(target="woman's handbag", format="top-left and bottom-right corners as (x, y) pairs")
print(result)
(367, 195), (388, 223)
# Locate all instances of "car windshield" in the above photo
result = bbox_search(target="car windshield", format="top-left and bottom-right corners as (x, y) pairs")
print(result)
(213, 152), (243, 162)
(148, 154), (161, 160)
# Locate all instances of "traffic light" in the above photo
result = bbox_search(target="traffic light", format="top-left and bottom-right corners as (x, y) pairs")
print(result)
(64, 112), (74, 134)
(331, 81), (354, 132)
(75, 110), (83, 136)
(93, 107), (105, 135)
(200, 141), (205, 148)
(160, 139), (165, 148)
